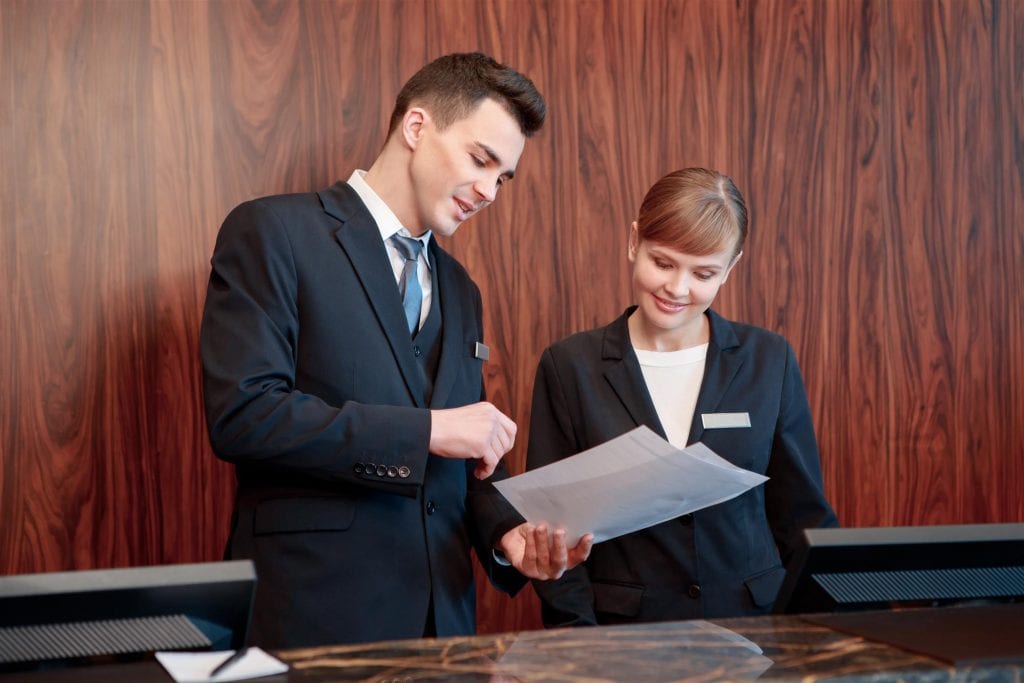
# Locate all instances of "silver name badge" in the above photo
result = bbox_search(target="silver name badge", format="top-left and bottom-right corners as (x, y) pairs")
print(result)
(701, 412), (751, 429)
(473, 342), (490, 361)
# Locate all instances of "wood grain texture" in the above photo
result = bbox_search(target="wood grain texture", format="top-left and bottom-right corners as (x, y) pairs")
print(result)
(1, 0), (1021, 636)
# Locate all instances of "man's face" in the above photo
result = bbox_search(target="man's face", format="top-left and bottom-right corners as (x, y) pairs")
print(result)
(406, 98), (526, 237)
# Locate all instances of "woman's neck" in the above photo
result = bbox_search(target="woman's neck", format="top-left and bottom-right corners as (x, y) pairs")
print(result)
(627, 309), (710, 352)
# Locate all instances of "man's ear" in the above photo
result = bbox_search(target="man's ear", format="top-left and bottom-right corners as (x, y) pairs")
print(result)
(401, 107), (429, 149)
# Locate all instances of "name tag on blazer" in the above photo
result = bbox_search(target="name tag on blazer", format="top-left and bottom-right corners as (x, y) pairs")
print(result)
(473, 342), (490, 361)
(701, 412), (751, 429)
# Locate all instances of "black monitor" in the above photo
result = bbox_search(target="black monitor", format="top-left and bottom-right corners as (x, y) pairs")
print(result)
(0, 560), (255, 671)
(775, 523), (1024, 614)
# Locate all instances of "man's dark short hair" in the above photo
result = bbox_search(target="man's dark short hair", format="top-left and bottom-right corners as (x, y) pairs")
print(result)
(387, 52), (546, 138)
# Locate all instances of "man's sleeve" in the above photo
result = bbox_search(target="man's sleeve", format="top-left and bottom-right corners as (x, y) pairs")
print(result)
(200, 199), (429, 496)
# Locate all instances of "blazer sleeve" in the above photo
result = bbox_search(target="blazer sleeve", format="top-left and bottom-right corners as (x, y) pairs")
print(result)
(764, 342), (840, 572)
(525, 347), (599, 627)
(200, 199), (430, 495)
(464, 289), (529, 596)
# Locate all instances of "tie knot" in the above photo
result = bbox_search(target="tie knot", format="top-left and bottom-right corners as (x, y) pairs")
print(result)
(391, 234), (423, 261)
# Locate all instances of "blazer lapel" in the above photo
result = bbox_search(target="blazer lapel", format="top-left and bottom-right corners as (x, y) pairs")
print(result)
(319, 183), (428, 407)
(429, 244), (463, 408)
(601, 308), (668, 438)
(689, 309), (743, 443)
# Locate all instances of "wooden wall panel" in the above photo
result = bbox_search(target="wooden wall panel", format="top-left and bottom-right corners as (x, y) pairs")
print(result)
(2, 0), (1021, 637)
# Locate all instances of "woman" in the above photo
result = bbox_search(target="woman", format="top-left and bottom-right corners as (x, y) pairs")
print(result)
(528, 168), (838, 626)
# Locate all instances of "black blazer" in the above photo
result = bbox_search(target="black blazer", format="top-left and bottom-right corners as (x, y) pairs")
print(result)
(200, 182), (523, 648)
(528, 307), (838, 626)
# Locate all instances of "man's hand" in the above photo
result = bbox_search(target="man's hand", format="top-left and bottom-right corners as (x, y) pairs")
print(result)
(429, 402), (516, 479)
(498, 523), (594, 580)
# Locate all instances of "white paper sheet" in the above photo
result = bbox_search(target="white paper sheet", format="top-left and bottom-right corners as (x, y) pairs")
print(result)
(494, 425), (768, 544)
(155, 647), (288, 682)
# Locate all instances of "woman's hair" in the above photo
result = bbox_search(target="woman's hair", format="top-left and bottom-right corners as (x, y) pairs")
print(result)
(387, 52), (546, 138)
(635, 168), (748, 259)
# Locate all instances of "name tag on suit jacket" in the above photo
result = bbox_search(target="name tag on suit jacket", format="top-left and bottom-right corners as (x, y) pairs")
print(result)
(701, 412), (752, 429)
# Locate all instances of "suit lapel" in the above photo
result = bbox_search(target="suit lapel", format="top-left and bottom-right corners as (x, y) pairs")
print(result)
(601, 309), (668, 438)
(429, 244), (463, 408)
(319, 183), (428, 407)
(689, 309), (743, 443)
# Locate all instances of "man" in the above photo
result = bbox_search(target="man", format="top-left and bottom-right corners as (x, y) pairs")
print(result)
(200, 52), (591, 648)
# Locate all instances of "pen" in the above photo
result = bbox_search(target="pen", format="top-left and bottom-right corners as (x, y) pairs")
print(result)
(209, 647), (248, 678)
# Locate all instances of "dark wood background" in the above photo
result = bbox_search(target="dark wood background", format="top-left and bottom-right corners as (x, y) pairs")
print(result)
(2, 0), (1021, 634)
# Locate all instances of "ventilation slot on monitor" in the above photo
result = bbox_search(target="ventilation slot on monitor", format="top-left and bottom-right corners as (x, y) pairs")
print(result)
(814, 565), (1024, 604)
(0, 614), (211, 664)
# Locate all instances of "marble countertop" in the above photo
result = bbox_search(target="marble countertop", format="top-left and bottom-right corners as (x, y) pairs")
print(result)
(277, 612), (1018, 682)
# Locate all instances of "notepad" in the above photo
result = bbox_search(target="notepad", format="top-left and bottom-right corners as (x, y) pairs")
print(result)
(155, 647), (288, 682)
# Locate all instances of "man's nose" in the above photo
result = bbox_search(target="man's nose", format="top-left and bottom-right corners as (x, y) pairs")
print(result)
(473, 175), (498, 203)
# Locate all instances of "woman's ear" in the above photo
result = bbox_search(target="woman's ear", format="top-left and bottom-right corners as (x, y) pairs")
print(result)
(628, 221), (640, 262)
(722, 250), (744, 283)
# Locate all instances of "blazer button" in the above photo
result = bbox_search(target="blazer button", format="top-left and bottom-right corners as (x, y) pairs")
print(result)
(413, 346), (422, 357)
(398, 466), (411, 478)
(387, 465), (399, 478)
(354, 463), (365, 474)
(688, 584), (702, 599)
(426, 501), (436, 515)
(375, 464), (388, 477)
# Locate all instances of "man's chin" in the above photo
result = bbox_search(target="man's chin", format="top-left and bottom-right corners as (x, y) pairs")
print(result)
(433, 220), (465, 238)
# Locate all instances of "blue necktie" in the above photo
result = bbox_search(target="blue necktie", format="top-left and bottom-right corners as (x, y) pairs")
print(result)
(390, 234), (423, 335)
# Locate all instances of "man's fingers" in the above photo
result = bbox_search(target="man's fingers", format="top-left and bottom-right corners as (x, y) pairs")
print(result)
(533, 525), (552, 574)
(474, 451), (499, 480)
(568, 533), (594, 566)
(520, 524), (538, 573)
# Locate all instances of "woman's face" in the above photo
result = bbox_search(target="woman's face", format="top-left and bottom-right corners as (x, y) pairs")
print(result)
(628, 222), (740, 347)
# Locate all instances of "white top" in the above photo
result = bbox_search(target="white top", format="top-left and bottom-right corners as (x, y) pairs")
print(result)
(348, 170), (432, 328)
(633, 343), (709, 449)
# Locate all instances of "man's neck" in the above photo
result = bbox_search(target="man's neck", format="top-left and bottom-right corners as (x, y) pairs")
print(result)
(364, 150), (424, 235)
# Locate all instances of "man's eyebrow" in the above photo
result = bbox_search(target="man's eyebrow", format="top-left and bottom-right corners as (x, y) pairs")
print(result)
(476, 142), (516, 180)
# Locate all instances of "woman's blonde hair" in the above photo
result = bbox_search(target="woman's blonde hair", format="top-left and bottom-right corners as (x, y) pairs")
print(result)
(636, 168), (748, 259)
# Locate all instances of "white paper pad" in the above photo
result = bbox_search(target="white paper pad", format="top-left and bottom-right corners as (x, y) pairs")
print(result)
(494, 425), (768, 543)
(155, 647), (288, 682)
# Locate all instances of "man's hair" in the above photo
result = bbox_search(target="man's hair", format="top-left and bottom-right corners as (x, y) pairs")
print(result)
(386, 52), (546, 138)
(636, 167), (748, 259)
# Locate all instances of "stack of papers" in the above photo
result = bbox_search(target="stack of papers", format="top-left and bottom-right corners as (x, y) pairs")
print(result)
(494, 426), (767, 543)
(155, 647), (288, 682)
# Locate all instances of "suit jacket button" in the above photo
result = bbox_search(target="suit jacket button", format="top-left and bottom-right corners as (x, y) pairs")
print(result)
(387, 465), (399, 478)
(398, 466), (411, 478)
(426, 501), (436, 515)
(688, 584), (702, 599)
(375, 464), (387, 477)
(413, 345), (422, 357)
(354, 463), (364, 474)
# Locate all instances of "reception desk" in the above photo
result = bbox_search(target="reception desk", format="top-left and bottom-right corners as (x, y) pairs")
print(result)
(5, 606), (1023, 681)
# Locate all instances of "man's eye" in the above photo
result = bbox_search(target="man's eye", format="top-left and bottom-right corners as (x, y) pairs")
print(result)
(471, 155), (486, 167)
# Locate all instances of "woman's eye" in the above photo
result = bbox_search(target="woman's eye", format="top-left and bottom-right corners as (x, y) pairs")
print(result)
(471, 155), (486, 167)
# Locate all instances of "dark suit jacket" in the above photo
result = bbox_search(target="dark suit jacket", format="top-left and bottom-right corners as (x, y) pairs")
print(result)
(528, 307), (838, 626)
(200, 181), (524, 648)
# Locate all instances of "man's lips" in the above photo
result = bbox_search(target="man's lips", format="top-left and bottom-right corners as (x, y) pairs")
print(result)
(454, 198), (476, 216)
